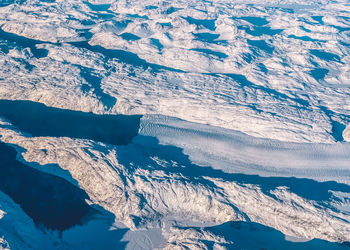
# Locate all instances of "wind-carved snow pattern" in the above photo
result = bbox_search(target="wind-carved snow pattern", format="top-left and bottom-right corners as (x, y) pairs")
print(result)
(1, 115), (350, 248)
(0, 0), (350, 249)
(0, 0), (349, 142)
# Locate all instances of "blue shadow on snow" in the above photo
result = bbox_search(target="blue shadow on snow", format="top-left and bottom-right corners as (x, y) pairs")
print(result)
(0, 141), (129, 249)
(203, 221), (350, 249)
(0, 27), (50, 58)
(0, 141), (92, 231)
(0, 99), (141, 145)
(117, 135), (350, 206)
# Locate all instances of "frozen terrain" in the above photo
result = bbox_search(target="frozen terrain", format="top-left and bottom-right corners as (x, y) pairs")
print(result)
(0, 0), (350, 249)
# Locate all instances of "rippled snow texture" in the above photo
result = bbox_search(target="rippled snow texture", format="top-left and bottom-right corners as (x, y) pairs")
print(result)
(0, 0), (350, 249)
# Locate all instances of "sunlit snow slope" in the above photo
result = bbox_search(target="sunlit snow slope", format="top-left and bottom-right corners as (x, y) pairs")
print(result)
(0, 0), (350, 249)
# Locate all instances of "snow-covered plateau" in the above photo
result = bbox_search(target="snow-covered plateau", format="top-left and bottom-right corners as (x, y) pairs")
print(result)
(0, 0), (350, 249)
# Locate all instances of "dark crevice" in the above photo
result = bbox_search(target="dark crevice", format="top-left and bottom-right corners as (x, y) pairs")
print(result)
(0, 27), (53, 58)
(0, 141), (93, 231)
(216, 73), (310, 107)
(69, 41), (185, 73)
(203, 221), (350, 249)
(319, 106), (346, 142)
(0, 99), (141, 145)
(79, 67), (117, 110)
(118, 135), (350, 205)
(182, 16), (216, 31)
(0, 142), (130, 248)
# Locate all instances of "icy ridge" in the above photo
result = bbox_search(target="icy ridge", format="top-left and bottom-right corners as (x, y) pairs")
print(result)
(0, 0), (349, 142)
(1, 116), (350, 245)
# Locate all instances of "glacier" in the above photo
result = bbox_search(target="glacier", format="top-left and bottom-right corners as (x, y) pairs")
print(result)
(0, 0), (350, 249)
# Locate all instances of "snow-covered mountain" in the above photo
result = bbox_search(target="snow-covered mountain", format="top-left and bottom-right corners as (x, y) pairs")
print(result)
(0, 0), (350, 249)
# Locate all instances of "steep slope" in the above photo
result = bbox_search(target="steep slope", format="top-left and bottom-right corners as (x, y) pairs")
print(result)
(0, 115), (350, 248)
(0, 0), (349, 143)
(0, 0), (350, 249)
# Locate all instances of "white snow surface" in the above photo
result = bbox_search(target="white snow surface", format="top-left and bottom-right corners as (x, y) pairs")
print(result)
(140, 115), (350, 184)
(343, 124), (350, 142)
(0, 0), (349, 142)
(1, 116), (350, 248)
(0, 0), (350, 249)
(0, 191), (61, 250)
